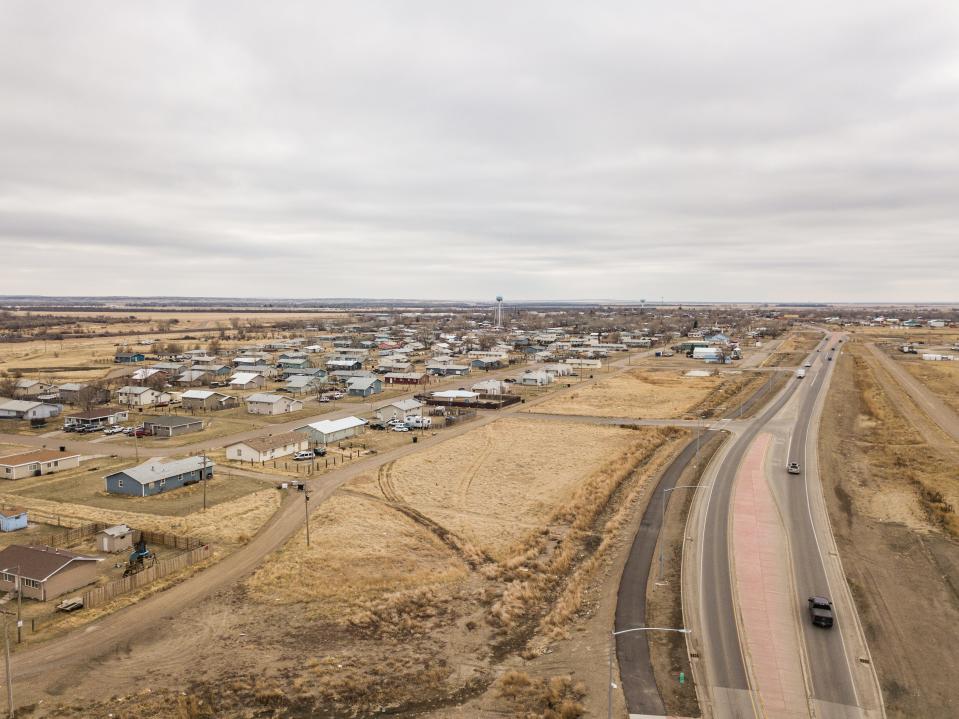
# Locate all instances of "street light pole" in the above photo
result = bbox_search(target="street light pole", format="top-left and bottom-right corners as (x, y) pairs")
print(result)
(608, 626), (691, 719)
(658, 485), (711, 582)
(1, 611), (13, 719)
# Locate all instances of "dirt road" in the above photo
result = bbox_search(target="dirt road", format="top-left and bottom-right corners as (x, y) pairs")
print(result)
(866, 343), (959, 442)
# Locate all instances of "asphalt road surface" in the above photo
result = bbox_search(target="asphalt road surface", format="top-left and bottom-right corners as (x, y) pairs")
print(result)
(780, 346), (860, 708)
(615, 431), (718, 715)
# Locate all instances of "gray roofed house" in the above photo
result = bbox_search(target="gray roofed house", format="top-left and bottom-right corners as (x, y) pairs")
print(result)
(0, 544), (100, 601)
(105, 456), (214, 496)
(141, 415), (204, 438)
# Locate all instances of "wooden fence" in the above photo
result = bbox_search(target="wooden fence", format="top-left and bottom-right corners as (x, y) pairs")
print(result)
(82, 543), (212, 608)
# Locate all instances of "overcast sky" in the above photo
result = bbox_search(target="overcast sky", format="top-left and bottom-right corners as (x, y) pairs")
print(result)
(2, 2), (958, 302)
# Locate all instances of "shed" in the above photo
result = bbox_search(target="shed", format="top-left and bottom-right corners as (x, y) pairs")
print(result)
(142, 415), (204, 438)
(97, 524), (134, 552)
(0, 507), (27, 533)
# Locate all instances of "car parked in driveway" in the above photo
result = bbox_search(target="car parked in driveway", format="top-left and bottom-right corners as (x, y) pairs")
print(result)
(293, 450), (315, 461)
(808, 596), (834, 628)
(392, 424), (410, 432)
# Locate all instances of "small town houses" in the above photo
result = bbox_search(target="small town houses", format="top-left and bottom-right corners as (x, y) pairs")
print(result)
(225, 431), (310, 463)
(0, 399), (61, 421)
(0, 450), (81, 480)
(117, 386), (171, 407)
(245, 393), (304, 415)
(180, 390), (238, 411)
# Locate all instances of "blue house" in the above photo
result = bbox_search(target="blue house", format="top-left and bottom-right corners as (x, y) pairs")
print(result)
(105, 457), (214, 497)
(114, 352), (146, 364)
(0, 508), (27, 533)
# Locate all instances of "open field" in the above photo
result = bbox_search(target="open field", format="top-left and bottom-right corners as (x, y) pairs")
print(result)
(213, 417), (690, 717)
(761, 330), (821, 367)
(528, 368), (723, 419)
(819, 341), (959, 717)
(897, 357), (959, 415)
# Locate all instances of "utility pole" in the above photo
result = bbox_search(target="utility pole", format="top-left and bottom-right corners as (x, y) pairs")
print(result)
(304, 491), (312, 547)
(14, 568), (20, 645)
(202, 451), (208, 511)
(2, 611), (12, 719)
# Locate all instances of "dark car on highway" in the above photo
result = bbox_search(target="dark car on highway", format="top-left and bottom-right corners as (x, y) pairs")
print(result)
(808, 596), (834, 628)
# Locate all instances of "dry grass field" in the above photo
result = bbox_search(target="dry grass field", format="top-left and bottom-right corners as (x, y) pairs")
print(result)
(528, 368), (722, 419)
(0, 482), (280, 545)
(762, 330), (821, 367)
(899, 358), (959, 415)
(820, 341), (959, 717)
(232, 417), (689, 717)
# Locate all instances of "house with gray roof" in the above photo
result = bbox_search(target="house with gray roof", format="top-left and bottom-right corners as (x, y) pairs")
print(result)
(105, 457), (214, 497)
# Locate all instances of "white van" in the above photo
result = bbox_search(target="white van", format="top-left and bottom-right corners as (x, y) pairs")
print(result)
(796, 368), (806, 379)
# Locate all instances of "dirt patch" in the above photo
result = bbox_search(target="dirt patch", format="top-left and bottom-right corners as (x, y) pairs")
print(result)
(819, 340), (959, 717)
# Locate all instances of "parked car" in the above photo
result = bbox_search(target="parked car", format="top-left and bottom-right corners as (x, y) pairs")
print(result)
(392, 424), (410, 432)
(62, 424), (77, 432)
(787, 461), (801, 474)
(808, 596), (834, 628)
(293, 450), (315, 461)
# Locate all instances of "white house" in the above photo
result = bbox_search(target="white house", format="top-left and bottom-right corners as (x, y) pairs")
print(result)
(375, 399), (423, 422)
(518, 370), (552, 386)
(117, 386), (171, 407)
(229, 372), (266, 390)
(471, 379), (509, 395)
(225, 431), (310, 462)
(300, 416), (367, 444)
(245, 393), (304, 415)
(0, 400), (61, 421)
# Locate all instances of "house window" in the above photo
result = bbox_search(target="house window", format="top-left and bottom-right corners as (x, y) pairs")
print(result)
(159, 478), (166, 486)
(118, 479), (124, 488)
(22, 578), (40, 589)
(0, 573), (13, 583)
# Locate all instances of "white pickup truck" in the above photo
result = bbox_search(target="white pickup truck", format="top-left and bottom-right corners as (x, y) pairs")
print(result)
(796, 368), (806, 379)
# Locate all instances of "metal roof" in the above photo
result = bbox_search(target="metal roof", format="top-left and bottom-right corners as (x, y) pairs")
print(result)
(303, 416), (367, 435)
(107, 456), (213, 485)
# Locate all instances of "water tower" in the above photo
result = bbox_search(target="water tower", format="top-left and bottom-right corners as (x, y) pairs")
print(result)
(495, 295), (504, 328)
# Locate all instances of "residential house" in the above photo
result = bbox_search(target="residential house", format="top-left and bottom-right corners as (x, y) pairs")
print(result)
(13, 379), (53, 399)
(471, 379), (509, 395)
(105, 456), (214, 497)
(0, 450), (81, 481)
(58, 383), (109, 405)
(518, 370), (552, 386)
(63, 407), (128, 429)
(375, 399), (423, 422)
(278, 357), (310, 370)
(347, 377), (382, 397)
(131, 368), (167, 384)
(299, 416), (367, 445)
(151, 362), (187, 375)
(384, 372), (428, 386)
(176, 370), (211, 387)
(325, 358), (363, 371)
(0, 508), (28, 533)
(0, 400), (61, 421)
(245, 393), (304, 415)
(376, 358), (413, 373)
(425, 361), (471, 376)
(284, 375), (324, 395)
(96, 525), (134, 553)
(229, 372), (266, 390)
(225, 431), (310, 463)
(180, 390), (238, 412)
(117, 386), (171, 407)
(141, 416), (204, 438)
(114, 352), (145, 364)
(192, 363), (232, 378)
(0, 545), (100, 601)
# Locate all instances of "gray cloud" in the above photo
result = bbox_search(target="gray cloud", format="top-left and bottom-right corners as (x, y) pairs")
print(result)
(2, 0), (958, 301)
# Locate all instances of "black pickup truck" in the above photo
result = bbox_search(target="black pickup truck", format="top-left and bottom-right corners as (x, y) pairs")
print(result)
(808, 596), (834, 628)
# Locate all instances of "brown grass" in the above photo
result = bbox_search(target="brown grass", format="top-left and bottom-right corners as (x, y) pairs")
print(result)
(496, 670), (586, 719)
(528, 368), (722, 419)
(900, 358), (959, 415)
(762, 331), (821, 367)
